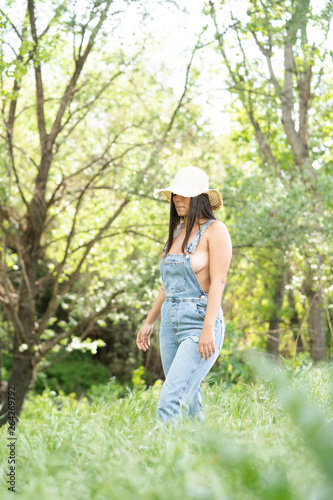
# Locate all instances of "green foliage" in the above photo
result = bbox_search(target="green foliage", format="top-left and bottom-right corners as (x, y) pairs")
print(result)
(0, 363), (332, 499)
(0, 0), (213, 399)
(210, 321), (255, 386)
(86, 377), (126, 402)
(0, 351), (12, 381)
(1, 0), (332, 424)
(34, 351), (110, 396)
(131, 365), (147, 389)
(205, 0), (333, 360)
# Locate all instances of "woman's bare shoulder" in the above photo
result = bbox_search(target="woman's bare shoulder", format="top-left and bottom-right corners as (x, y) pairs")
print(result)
(208, 220), (230, 234)
(206, 220), (231, 245)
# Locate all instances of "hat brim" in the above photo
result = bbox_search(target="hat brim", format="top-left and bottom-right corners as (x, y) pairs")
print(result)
(153, 187), (223, 210)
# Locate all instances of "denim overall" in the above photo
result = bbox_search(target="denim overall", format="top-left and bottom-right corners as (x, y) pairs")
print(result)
(157, 219), (225, 424)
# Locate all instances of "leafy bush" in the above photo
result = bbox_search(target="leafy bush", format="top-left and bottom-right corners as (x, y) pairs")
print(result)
(0, 351), (12, 382)
(34, 350), (110, 396)
(210, 320), (255, 385)
(131, 365), (147, 390)
(86, 377), (126, 403)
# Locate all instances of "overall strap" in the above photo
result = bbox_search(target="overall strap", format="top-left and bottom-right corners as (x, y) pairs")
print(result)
(162, 223), (184, 252)
(186, 219), (217, 254)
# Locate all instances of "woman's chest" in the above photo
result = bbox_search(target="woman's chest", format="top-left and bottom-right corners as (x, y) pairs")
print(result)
(190, 249), (209, 274)
(168, 232), (209, 274)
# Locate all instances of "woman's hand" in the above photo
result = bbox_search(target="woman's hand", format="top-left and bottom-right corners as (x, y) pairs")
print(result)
(198, 326), (215, 361)
(136, 323), (154, 351)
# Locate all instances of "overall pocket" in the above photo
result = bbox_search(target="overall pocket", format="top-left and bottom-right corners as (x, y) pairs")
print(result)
(163, 261), (186, 293)
(196, 303), (223, 324)
(196, 302), (207, 320)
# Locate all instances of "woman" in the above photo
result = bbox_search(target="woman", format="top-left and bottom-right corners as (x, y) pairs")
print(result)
(136, 166), (232, 425)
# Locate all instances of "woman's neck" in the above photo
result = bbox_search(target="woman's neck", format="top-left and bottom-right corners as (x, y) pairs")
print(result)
(182, 216), (209, 230)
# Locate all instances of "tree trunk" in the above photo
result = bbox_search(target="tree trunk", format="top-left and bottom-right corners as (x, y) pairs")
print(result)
(287, 287), (304, 352)
(0, 0), (124, 428)
(0, 288), (37, 427)
(0, 237), (39, 427)
(144, 336), (163, 382)
(304, 252), (326, 362)
(307, 288), (326, 361)
(0, 352), (34, 427)
(267, 270), (287, 356)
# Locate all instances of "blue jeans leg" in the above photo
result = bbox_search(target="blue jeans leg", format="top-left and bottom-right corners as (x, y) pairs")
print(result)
(159, 325), (178, 379)
(188, 387), (205, 421)
(157, 328), (222, 424)
(159, 333), (205, 421)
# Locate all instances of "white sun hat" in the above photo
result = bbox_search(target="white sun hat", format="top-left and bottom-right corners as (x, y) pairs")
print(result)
(153, 166), (223, 210)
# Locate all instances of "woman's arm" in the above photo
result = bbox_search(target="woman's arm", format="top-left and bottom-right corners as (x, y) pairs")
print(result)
(198, 221), (232, 360)
(145, 285), (165, 325)
(136, 285), (165, 351)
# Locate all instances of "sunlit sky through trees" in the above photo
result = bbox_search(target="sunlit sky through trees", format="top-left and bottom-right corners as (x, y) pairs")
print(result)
(3, 0), (333, 135)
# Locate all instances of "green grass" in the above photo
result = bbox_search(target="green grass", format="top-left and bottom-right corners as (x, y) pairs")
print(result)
(1, 361), (333, 500)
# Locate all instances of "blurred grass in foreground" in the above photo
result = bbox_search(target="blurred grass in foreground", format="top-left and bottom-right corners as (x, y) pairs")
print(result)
(0, 360), (332, 500)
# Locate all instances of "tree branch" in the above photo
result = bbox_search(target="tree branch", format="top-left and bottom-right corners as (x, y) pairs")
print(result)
(52, 70), (124, 155)
(133, 31), (199, 182)
(9, 145), (31, 213)
(46, 138), (148, 214)
(210, 2), (281, 178)
(28, 0), (48, 150)
(0, 244), (27, 343)
(35, 198), (130, 336)
(280, 43), (309, 170)
(35, 287), (126, 361)
(0, 9), (23, 41)
(48, 0), (113, 147)
(38, 0), (67, 40)
(250, 30), (281, 93)
(0, 133), (39, 170)
(13, 234), (35, 318)
(297, 63), (312, 148)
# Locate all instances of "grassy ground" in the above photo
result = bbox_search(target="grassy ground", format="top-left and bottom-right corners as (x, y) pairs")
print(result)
(1, 360), (333, 500)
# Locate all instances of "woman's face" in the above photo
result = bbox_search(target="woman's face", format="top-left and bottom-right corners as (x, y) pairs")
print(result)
(173, 194), (191, 217)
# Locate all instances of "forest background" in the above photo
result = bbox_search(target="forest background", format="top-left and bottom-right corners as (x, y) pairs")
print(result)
(0, 0), (332, 425)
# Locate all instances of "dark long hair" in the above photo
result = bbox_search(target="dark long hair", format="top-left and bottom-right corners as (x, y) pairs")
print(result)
(164, 193), (216, 256)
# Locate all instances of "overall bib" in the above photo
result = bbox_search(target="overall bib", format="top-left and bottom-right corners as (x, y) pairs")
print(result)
(157, 219), (225, 424)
